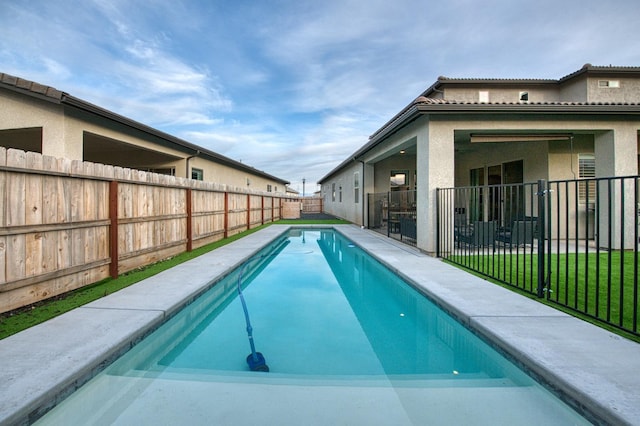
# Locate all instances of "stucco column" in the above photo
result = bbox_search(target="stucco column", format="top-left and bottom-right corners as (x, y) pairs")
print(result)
(362, 162), (375, 227)
(41, 114), (83, 160)
(594, 126), (638, 249)
(595, 126), (638, 177)
(416, 122), (455, 254)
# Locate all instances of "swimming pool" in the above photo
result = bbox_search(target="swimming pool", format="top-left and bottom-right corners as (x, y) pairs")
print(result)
(36, 228), (590, 425)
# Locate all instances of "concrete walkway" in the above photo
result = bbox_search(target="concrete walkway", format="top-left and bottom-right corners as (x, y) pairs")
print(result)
(1, 225), (639, 425)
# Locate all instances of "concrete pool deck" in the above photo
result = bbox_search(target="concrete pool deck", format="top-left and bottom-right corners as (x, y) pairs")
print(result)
(1, 224), (639, 425)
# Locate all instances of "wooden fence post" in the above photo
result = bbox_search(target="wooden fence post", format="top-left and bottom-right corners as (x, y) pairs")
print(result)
(186, 188), (193, 252)
(224, 191), (229, 239)
(246, 194), (251, 230)
(261, 196), (265, 225)
(109, 180), (119, 278)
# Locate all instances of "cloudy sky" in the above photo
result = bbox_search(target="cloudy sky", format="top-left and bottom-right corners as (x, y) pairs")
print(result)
(2, 0), (640, 192)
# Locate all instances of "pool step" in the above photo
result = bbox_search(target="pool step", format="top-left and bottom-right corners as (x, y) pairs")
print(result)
(112, 365), (521, 389)
(38, 372), (584, 426)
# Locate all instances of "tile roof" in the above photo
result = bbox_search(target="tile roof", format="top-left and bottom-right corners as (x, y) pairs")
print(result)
(559, 63), (640, 82)
(0, 72), (64, 100)
(413, 96), (640, 107)
(436, 76), (557, 84)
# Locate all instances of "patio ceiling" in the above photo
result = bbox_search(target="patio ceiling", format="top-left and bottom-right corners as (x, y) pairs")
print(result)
(83, 132), (182, 169)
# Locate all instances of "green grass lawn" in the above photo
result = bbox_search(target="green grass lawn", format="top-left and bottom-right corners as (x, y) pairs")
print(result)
(0, 219), (350, 340)
(446, 250), (640, 341)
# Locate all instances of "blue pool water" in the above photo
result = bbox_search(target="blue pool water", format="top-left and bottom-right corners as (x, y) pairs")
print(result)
(37, 229), (590, 425)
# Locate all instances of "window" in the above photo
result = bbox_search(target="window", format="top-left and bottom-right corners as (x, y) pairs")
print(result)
(191, 168), (203, 180)
(478, 91), (489, 103)
(339, 185), (343, 202)
(578, 154), (596, 203)
(332, 183), (336, 202)
(470, 167), (484, 187)
(598, 80), (620, 88)
(519, 91), (529, 102)
(390, 170), (408, 188)
(354, 172), (360, 203)
(147, 167), (175, 176)
(267, 184), (272, 192)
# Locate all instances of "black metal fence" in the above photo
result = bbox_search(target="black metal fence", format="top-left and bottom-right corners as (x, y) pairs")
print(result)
(367, 190), (417, 246)
(437, 176), (640, 337)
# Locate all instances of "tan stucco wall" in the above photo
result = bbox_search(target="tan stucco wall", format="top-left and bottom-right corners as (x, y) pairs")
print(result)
(0, 90), (69, 157)
(547, 135), (594, 181)
(441, 74), (640, 104)
(560, 75), (588, 102)
(188, 156), (285, 193)
(443, 85), (560, 103)
(456, 140), (551, 186)
(587, 77), (640, 103)
(321, 160), (362, 224)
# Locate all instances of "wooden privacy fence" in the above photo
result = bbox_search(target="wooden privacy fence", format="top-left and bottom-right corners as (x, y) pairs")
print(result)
(0, 148), (292, 314)
(302, 197), (323, 213)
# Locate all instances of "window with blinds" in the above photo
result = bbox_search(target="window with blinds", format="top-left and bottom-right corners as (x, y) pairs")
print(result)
(578, 154), (596, 203)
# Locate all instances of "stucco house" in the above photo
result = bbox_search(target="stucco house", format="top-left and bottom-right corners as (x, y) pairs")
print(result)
(319, 64), (640, 254)
(0, 72), (289, 193)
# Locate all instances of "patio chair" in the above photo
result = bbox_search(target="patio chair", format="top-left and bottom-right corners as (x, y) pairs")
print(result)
(457, 221), (497, 248)
(399, 215), (417, 240)
(495, 219), (536, 246)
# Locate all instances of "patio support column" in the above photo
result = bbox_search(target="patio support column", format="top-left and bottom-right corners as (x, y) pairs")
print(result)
(362, 162), (374, 227)
(595, 127), (637, 249)
(416, 121), (455, 254)
(41, 118), (83, 160)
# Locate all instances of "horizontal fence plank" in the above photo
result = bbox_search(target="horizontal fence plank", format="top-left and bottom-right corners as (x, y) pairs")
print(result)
(0, 258), (111, 293)
(0, 219), (111, 236)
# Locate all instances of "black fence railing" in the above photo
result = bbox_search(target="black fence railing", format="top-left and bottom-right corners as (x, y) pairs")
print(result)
(367, 190), (417, 246)
(437, 176), (640, 337)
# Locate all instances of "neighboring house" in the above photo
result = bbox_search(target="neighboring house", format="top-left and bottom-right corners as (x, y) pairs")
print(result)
(319, 64), (640, 254)
(286, 186), (300, 196)
(0, 72), (289, 193)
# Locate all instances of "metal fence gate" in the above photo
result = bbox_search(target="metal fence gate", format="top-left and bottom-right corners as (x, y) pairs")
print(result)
(367, 190), (417, 246)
